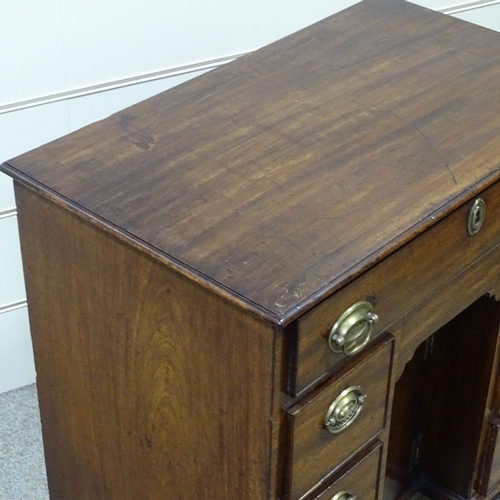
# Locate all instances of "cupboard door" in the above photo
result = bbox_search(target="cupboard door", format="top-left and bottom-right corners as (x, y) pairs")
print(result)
(477, 418), (500, 495)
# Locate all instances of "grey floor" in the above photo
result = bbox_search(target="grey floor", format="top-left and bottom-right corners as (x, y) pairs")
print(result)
(0, 386), (430, 500)
(0, 384), (49, 500)
(1, 386), (493, 500)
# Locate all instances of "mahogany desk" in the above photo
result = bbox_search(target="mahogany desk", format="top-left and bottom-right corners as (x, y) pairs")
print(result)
(4, 2), (500, 499)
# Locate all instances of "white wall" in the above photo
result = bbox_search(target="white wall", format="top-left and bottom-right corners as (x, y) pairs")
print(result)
(1, 0), (500, 393)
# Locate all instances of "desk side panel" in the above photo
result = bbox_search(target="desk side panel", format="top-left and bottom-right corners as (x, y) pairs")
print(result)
(15, 182), (276, 500)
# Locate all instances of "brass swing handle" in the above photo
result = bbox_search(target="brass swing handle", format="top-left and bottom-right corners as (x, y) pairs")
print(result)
(331, 491), (356, 500)
(324, 385), (366, 434)
(328, 301), (379, 356)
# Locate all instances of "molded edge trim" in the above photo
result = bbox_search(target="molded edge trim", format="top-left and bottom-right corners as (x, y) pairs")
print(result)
(5, 161), (500, 327)
(2, 162), (281, 325)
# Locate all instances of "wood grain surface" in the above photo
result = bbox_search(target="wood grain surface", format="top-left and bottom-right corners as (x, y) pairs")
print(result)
(8, 3), (500, 500)
(292, 180), (500, 395)
(4, 2), (500, 322)
(15, 182), (277, 500)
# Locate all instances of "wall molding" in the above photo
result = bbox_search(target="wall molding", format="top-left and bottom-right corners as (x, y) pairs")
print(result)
(0, 300), (27, 315)
(440, 0), (500, 14)
(0, 208), (17, 220)
(0, 52), (249, 116)
(0, 0), (499, 115)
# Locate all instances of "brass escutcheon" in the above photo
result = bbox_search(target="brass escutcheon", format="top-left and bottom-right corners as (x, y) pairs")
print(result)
(331, 491), (356, 500)
(468, 197), (486, 235)
(324, 385), (366, 434)
(328, 301), (379, 356)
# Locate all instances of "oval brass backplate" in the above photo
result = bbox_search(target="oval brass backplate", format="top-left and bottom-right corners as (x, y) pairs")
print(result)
(324, 385), (366, 434)
(468, 197), (486, 235)
(332, 491), (356, 500)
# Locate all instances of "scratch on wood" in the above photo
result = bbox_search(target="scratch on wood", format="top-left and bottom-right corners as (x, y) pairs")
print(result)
(393, 112), (458, 186)
(263, 176), (288, 192)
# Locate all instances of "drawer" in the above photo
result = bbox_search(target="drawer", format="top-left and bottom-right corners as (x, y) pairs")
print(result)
(291, 181), (500, 396)
(310, 440), (382, 500)
(285, 335), (392, 500)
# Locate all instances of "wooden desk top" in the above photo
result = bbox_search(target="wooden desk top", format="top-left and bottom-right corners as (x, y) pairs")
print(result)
(4, 1), (500, 323)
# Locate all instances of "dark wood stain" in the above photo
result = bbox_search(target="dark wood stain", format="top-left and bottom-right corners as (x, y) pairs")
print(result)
(386, 297), (500, 499)
(7, 3), (500, 500)
(4, 2), (500, 321)
(15, 183), (275, 500)
(292, 180), (500, 395)
(312, 440), (383, 500)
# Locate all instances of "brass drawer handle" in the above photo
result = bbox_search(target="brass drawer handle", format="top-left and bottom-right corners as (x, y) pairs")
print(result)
(324, 385), (366, 434)
(331, 491), (356, 500)
(328, 301), (379, 355)
(468, 197), (486, 235)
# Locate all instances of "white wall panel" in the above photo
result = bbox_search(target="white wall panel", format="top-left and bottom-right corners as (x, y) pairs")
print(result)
(452, 3), (500, 30)
(0, 0), (65, 106)
(0, 174), (15, 211)
(60, 0), (361, 89)
(0, 307), (35, 393)
(0, 216), (26, 306)
(67, 70), (208, 132)
(0, 101), (69, 165)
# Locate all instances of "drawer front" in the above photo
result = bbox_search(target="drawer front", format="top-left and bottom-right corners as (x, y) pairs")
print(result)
(286, 335), (392, 500)
(311, 440), (382, 500)
(292, 181), (500, 396)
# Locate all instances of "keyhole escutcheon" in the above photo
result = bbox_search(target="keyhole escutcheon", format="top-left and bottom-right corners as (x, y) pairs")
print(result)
(468, 197), (486, 236)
